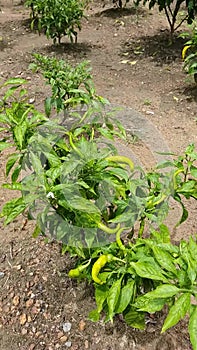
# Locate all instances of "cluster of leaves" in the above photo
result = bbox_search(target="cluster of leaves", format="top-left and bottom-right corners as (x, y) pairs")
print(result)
(88, 227), (197, 348)
(0, 78), (47, 183)
(181, 21), (197, 83)
(25, 0), (86, 43)
(134, 0), (197, 35)
(29, 54), (107, 116)
(0, 77), (197, 349)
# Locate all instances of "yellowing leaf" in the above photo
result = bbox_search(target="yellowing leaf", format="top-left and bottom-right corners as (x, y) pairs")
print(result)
(173, 96), (179, 102)
(120, 60), (129, 64)
(129, 61), (137, 65)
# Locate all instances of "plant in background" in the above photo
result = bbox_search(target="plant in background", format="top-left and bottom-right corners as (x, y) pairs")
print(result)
(25, 0), (86, 44)
(134, 0), (197, 37)
(29, 54), (107, 117)
(181, 20), (197, 83)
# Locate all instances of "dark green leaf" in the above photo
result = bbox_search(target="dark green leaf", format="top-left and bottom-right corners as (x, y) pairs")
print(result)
(68, 197), (101, 214)
(130, 260), (169, 282)
(115, 280), (135, 314)
(124, 308), (145, 329)
(162, 293), (191, 332)
(6, 153), (21, 176)
(11, 164), (22, 182)
(107, 278), (122, 322)
(189, 305), (197, 350)
(151, 246), (177, 275)
(133, 296), (166, 313)
(95, 284), (108, 313)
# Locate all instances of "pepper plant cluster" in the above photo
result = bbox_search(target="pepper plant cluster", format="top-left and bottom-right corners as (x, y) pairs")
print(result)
(0, 59), (197, 349)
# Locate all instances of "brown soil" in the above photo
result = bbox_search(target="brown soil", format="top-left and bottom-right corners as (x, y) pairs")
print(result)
(0, 1), (197, 349)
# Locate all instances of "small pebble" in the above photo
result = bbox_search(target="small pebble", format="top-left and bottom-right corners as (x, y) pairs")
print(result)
(0, 272), (5, 278)
(65, 341), (72, 348)
(62, 322), (71, 333)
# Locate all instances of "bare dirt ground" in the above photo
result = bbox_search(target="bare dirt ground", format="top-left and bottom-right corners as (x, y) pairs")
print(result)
(0, 0), (197, 349)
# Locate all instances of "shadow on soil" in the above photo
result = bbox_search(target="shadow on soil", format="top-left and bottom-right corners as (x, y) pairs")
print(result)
(122, 31), (186, 65)
(95, 5), (146, 18)
(42, 42), (92, 57)
(179, 84), (197, 102)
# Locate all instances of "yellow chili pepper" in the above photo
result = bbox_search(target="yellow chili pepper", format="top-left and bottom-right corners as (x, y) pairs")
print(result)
(68, 259), (91, 278)
(92, 254), (114, 284)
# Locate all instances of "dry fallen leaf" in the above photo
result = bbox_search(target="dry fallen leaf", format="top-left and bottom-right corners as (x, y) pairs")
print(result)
(26, 299), (34, 308)
(79, 319), (86, 331)
(20, 313), (27, 325)
(129, 60), (137, 65)
(12, 295), (20, 306)
(120, 59), (129, 64)
(60, 335), (68, 343)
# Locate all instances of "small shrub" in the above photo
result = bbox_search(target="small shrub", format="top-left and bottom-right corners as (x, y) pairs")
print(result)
(29, 54), (107, 116)
(25, 0), (86, 43)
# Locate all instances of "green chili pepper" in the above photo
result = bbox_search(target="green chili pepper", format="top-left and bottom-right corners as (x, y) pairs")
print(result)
(68, 259), (91, 278)
(106, 155), (134, 171)
(68, 132), (83, 157)
(97, 222), (120, 234)
(116, 227), (126, 251)
(92, 254), (114, 284)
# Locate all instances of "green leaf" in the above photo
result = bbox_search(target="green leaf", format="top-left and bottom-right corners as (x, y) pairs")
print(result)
(6, 153), (21, 176)
(2, 78), (27, 86)
(44, 152), (61, 167)
(32, 224), (41, 238)
(151, 246), (177, 275)
(159, 224), (171, 243)
(107, 278), (122, 322)
(0, 141), (13, 152)
(2, 183), (22, 191)
(11, 164), (22, 182)
(130, 260), (169, 282)
(188, 236), (197, 262)
(190, 165), (197, 178)
(45, 97), (52, 117)
(115, 280), (135, 314)
(95, 284), (108, 313)
(133, 296), (166, 313)
(0, 197), (26, 225)
(162, 293), (191, 333)
(68, 196), (101, 214)
(124, 308), (145, 329)
(88, 309), (100, 322)
(189, 305), (197, 350)
(145, 284), (181, 298)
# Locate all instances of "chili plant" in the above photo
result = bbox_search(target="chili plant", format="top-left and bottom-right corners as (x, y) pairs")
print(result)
(25, 0), (86, 43)
(29, 54), (107, 117)
(1, 79), (197, 349)
(181, 21), (197, 83)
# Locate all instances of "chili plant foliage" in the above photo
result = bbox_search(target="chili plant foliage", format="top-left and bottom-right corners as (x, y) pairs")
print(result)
(29, 54), (107, 116)
(25, 0), (86, 43)
(134, 0), (197, 35)
(181, 20), (197, 83)
(0, 78), (197, 349)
